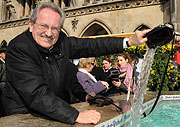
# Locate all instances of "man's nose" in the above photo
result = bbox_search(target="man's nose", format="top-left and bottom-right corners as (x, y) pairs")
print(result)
(45, 28), (53, 36)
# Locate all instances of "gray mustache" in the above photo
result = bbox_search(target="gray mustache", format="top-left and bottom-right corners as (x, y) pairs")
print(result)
(41, 34), (54, 40)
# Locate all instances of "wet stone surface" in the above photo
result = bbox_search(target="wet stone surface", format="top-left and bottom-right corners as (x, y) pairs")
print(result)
(0, 91), (179, 127)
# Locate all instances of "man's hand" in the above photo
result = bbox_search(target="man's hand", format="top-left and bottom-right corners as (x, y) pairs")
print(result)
(128, 29), (151, 46)
(76, 110), (101, 124)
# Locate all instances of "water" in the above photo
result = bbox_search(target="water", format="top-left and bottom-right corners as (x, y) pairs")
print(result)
(130, 47), (158, 127)
(139, 101), (180, 127)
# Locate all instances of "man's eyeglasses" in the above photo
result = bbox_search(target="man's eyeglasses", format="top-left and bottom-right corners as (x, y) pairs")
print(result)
(34, 22), (60, 33)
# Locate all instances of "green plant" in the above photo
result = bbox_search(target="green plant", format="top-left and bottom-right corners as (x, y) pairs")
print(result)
(147, 44), (180, 91)
(124, 45), (147, 58)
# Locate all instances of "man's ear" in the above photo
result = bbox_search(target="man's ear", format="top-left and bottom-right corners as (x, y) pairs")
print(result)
(29, 21), (34, 32)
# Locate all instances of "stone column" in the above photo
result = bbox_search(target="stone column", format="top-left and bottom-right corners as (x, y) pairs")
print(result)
(25, 0), (30, 17)
(18, 1), (24, 18)
(53, 0), (59, 5)
(0, 0), (3, 22)
(170, 0), (180, 32)
(70, 0), (82, 7)
(83, 0), (88, 6)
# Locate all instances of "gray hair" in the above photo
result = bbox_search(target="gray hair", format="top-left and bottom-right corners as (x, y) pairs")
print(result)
(29, 2), (65, 28)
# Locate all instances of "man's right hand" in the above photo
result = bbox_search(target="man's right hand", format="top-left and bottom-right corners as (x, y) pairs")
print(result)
(128, 29), (151, 46)
(76, 110), (101, 124)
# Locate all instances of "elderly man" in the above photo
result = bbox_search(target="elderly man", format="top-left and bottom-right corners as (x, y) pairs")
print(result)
(1, 2), (150, 125)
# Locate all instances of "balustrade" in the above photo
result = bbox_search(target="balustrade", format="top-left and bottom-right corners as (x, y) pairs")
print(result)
(62, 0), (113, 9)
(0, 0), (115, 22)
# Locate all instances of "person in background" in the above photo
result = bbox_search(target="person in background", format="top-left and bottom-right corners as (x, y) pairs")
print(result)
(131, 55), (140, 86)
(102, 58), (121, 96)
(174, 34), (180, 65)
(0, 40), (7, 117)
(112, 60), (119, 69)
(77, 57), (109, 94)
(116, 53), (136, 94)
(64, 62), (88, 104)
(1, 2), (150, 125)
(90, 58), (106, 81)
(0, 40), (7, 64)
(131, 55), (139, 67)
(102, 58), (113, 76)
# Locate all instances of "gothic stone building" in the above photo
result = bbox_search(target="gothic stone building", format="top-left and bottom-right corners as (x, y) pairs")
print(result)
(0, 0), (180, 44)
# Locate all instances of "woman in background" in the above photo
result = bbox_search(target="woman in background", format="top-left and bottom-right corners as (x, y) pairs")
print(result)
(115, 53), (136, 94)
(77, 57), (109, 95)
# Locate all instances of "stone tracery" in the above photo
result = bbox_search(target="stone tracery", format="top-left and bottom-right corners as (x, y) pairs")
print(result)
(0, 0), (171, 31)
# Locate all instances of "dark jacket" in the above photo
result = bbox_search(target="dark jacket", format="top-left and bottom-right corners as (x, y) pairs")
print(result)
(91, 66), (106, 81)
(105, 68), (128, 96)
(2, 29), (124, 124)
(65, 62), (87, 104)
(0, 60), (6, 117)
(0, 60), (6, 91)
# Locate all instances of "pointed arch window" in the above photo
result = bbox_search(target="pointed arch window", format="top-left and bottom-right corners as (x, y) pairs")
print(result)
(82, 23), (108, 37)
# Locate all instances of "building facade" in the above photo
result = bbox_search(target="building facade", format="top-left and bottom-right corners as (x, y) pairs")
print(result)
(0, 0), (179, 43)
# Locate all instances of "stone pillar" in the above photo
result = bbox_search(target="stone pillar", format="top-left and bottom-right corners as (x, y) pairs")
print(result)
(53, 0), (59, 5)
(0, 0), (3, 22)
(25, 0), (30, 17)
(83, 0), (88, 6)
(70, 0), (82, 7)
(170, 0), (180, 32)
(18, 1), (24, 18)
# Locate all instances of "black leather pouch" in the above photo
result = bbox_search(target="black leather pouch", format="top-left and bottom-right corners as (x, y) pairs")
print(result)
(144, 23), (174, 48)
(87, 95), (113, 107)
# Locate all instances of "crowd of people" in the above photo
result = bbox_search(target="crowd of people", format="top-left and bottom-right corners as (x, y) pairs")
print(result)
(76, 53), (138, 97)
(0, 2), (150, 125)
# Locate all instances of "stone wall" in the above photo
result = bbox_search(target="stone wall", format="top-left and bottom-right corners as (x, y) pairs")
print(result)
(0, 0), (173, 43)
(63, 4), (164, 37)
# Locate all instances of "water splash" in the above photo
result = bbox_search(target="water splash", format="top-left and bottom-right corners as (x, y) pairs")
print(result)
(130, 47), (158, 127)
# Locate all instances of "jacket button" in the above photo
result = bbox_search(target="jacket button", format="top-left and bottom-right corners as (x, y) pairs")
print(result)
(46, 56), (48, 59)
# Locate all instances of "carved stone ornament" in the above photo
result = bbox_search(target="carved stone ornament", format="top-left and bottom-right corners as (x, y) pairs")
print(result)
(0, 0), (167, 30)
(65, 0), (167, 18)
(5, 0), (16, 19)
(71, 17), (79, 32)
(0, 18), (29, 30)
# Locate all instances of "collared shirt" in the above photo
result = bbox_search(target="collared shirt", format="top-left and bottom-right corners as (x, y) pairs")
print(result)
(106, 66), (112, 72)
(0, 58), (5, 63)
(123, 38), (130, 49)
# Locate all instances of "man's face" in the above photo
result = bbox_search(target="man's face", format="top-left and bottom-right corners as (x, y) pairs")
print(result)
(0, 52), (6, 60)
(29, 8), (61, 49)
(103, 60), (111, 70)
